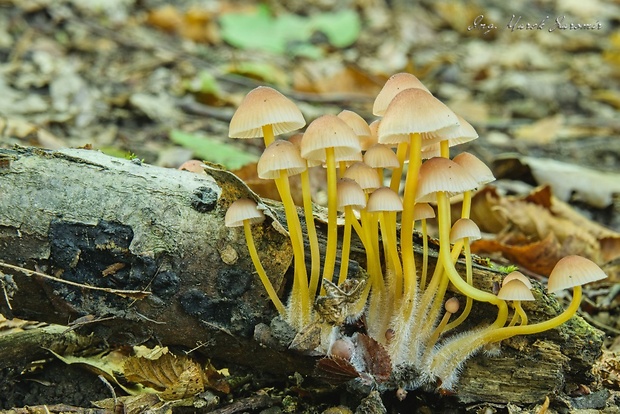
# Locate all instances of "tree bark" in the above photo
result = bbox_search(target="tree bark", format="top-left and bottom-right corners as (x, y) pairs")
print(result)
(0, 146), (604, 404)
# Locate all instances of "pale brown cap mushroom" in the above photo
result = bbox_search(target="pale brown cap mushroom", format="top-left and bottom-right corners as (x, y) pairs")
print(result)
(420, 115), (479, 158)
(373, 73), (432, 116)
(337, 178), (367, 211)
(378, 88), (460, 145)
(497, 279), (535, 301)
(452, 152), (495, 187)
(225, 198), (266, 227)
(449, 218), (481, 243)
(413, 202), (436, 221)
(257, 140), (307, 179)
(363, 144), (400, 170)
(547, 255), (608, 293)
(229, 86), (306, 138)
(366, 187), (403, 212)
(415, 157), (479, 203)
(300, 115), (361, 162)
(502, 271), (533, 289)
(343, 162), (381, 193)
(337, 110), (373, 151)
(444, 297), (460, 314)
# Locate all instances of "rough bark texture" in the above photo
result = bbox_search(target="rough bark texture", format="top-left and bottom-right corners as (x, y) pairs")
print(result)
(0, 146), (605, 404)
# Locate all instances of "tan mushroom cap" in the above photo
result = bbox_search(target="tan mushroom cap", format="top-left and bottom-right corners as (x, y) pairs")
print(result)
(449, 218), (482, 243)
(502, 271), (533, 289)
(547, 255), (608, 293)
(419, 115), (479, 158)
(373, 73), (432, 116)
(366, 187), (403, 212)
(452, 152), (495, 186)
(444, 297), (460, 314)
(300, 115), (362, 162)
(257, 140), (307, 179)
(229, 86), (306, 138)
(497, 279), (535, 301)
(378, 88), (460, 145)
(363, 144), (400, 170)
(337, 110), (372, 151)
(416, 157), (479, 202)
(225, 198), (266, 227)
(413, 202), (436, 220)
(288, 133), (322, 167)
(343, 162), (381, 192)
(337, 178), (367, 211)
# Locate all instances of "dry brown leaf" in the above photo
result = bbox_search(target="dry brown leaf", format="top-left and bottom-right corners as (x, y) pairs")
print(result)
(513, 114), (564, 144)
(469, 185), (620, 274)
(293, 61), (382, 96)
(473, 233), (562, 275)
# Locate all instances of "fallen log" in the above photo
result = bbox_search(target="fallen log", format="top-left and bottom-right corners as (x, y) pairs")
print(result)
(0, 146), (604, 404)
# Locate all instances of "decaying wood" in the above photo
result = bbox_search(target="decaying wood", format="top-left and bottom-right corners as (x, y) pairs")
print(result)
(0, 146), (604, 404)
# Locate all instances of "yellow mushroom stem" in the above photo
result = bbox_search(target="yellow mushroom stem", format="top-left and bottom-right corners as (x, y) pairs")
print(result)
(378, 210), (403, 298)
(431, 286), (584, 384)
(300, 168), (321, 303)
(426, 297), (460, 356)
(400, 133), (422, 308)
(273, 174), (310, 326)
(443, 237), (474, 332)
(420, 218), (430, 289)
(436, 190), (508, 328)
(242, 220), (286, 315)
(508, 301), (528, 327)
(338, 205), (356, 285)
(390, 142), (408, 193)
(321, 147), (338, 293)
(261, 124), (275, 147)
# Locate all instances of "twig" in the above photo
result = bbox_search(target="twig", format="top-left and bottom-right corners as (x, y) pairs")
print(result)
(0, 261), (150, 299)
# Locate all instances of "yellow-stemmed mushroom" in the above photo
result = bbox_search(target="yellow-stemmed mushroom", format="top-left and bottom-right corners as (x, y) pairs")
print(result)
(497, 277), (534, 326)
(257, 140), (310, 328)
(225, 198), (286, 316)
(229, 86), (305, 147)
(300, 115), (361, 292)
(336, 178), (367, 286)
(429, 255), (607, 390)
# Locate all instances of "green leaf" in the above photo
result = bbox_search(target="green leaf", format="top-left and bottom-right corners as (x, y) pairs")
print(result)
(311, 10), (360, 48)
(170, 130), (259, 171)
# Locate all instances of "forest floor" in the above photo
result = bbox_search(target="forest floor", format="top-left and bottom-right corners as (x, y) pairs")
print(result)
(1, 0), (620, 412)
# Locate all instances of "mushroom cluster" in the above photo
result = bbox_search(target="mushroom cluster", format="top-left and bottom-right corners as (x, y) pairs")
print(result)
(224, 75), (608, 392)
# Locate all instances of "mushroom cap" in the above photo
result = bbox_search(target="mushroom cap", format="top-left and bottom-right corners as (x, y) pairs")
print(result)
(257, 140), (307, 179)
(415, 157), (479, 202)
(225, 198), (266, 227)
(300, 115), (362, 162)
(343, 162), (381, 192)
(452, 152), (495, 186)
(337, 178), (367, 210)
(419, 115), (479, 158)
(366, 187), (403, 212)
(444, 297), (460, 314)
(229, 86), (306, 138)
(365, 120), (381, 150)
(413, 202), (436, 220)
(497, 279), (535, 301)
(373, 73), (431, 116)
(502, 271), (532, 289)
(338, 110), (372, 140)
(547, 255), (607, 293)
(449, 218), (482, 243)
(378, 88), (460, 145)
(363, 144), (400, 170)
(288, 134), (322, 167)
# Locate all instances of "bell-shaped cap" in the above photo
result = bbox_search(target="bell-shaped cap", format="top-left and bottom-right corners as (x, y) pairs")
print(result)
(225, 198), (265, 227)
(229, 86), (305, 138)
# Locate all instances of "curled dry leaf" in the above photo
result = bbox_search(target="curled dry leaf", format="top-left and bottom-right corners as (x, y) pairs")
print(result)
(469, 186), (620, 275)
(124, 353), (230, 400)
